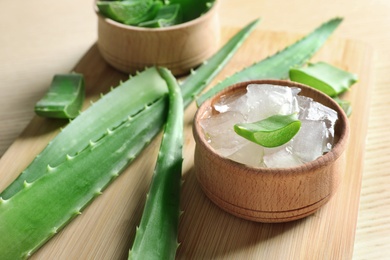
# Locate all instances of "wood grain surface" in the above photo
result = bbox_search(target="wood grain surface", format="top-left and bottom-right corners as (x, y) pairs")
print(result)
(0, 27), (373, 259)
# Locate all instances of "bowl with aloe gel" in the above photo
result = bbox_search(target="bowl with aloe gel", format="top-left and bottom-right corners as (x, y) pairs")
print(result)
(193, 79), (349, 223)
(95, 0), (220, 76)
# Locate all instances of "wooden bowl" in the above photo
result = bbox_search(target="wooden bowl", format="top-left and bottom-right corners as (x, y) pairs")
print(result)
(95, 1), (220, 76)
(193, 79), (350, 223)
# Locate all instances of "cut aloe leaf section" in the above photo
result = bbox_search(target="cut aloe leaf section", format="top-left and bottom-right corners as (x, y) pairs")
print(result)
(234, 114), (301, 148)
(138, 4), (182, 28)
(289, 61), (358, 97)
(96, 0), (154, 25)
(333, 96), (352, 117)
(34, 73), (85, 119)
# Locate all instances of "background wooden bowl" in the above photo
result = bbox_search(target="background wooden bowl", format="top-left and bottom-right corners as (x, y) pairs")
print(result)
(193, 79), (350, 223)
(95, 1), (220, 76)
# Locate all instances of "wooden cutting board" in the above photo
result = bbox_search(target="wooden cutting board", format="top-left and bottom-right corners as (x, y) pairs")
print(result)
(0, 27), (374, 259)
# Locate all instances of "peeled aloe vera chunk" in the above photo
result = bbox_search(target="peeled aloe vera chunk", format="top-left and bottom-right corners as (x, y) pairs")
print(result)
(289, 61), (358, 97)
(34, 73), (85, 119)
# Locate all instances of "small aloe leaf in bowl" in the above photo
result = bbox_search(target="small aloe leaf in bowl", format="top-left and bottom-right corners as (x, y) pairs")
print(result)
(34, 73), (85, 119)
(289, 61), (358, 97)
(138, 3), (182, 28)
(234, 114), (301, 148)
(96, 0), (154, 25)
(169, 0), (214, 22)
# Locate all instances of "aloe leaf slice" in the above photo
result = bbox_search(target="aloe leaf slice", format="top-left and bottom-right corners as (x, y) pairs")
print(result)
(129, 68), (183, 260)
(96, 0), (154, 25)
(234, 114), (301, 148)
(138, 4), (181, 28)
(196, 17), (343, 106)
(289, 61), (358, 97)
(34, 73), (85, 119)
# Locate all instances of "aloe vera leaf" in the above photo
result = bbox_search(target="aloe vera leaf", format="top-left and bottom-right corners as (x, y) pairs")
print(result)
(129, 68), (183, 260)
(125, 2), (164, 26)
(234, 114), (301, 148)
(169, 0), (214, 22)
(0, 96), (169, 260)
(181, 18), (261, 108)
(96, 0), (154, 24)
(34, 73), (85, 119)
(289, 61), (358, 97)
(0, 67), (168, 200)
(196, 17), (343, 106)
(333, 96), (352, 117)
(138, 4), (181, 28)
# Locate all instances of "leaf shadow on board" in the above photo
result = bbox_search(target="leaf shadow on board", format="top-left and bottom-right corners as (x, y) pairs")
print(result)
(20, 116), (68, 139)
(177, 166), (309, 259)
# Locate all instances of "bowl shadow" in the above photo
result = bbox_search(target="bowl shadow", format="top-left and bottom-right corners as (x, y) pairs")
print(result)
(176, 166), (309, 259)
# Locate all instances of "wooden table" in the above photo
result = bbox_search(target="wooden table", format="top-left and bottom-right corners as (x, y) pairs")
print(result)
(1, 0), (389, 259)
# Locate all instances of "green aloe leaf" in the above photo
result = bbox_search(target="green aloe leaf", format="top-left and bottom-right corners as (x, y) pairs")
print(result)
(169, 0), (214, 22)
(138, 4), (181, 28)
(128, 68), (183, 260)
(333, 96), (352, 117)
(289, 61), (358, 97)
(234, 114), (301, 148)
(181, 18), (261, 108)
(34, 73), (85, 119)
(96, 0), (154, 25)
(196, 17), (343, 106)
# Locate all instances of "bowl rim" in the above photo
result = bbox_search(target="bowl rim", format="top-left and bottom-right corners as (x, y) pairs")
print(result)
(94, 0), (219, 32)
(193, 79), (350, 175)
